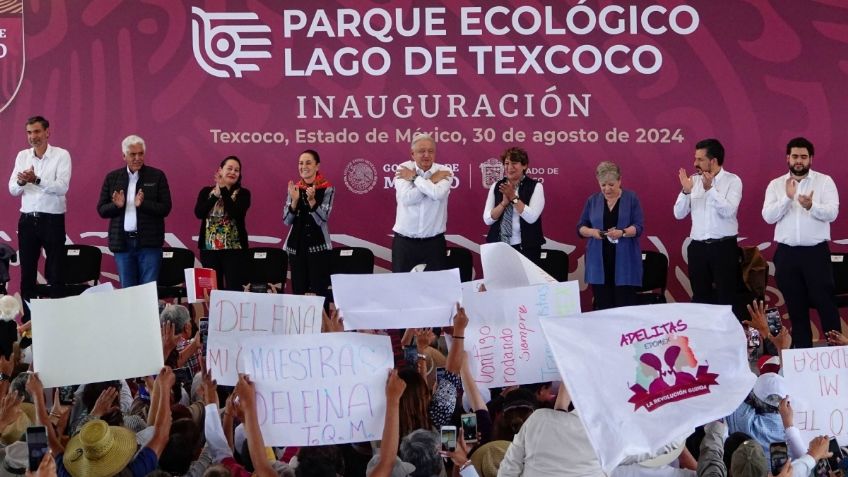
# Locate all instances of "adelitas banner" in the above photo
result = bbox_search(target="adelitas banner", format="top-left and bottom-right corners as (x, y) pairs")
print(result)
(539, 303), (756, 473)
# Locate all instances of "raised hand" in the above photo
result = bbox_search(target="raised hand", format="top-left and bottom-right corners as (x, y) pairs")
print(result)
(112, 189), (126, 208)
(678, 168), (693, 194)
(498, 180), (516, 201)
(385, 369), (406, 403)
(743, 299), (769, 338)
(797, 190), (814, 210)
(90, 386), (119, 418)
(701, 170), (715, 191)
(287, 181), (300, 203)
(306, 186), (316, 205)
(134, 188), (144, 207)
(825, 330), (848, 346)
(453, 303), (469, 332)
(785, 177), (797, 200)
(322, 303), (344, 333)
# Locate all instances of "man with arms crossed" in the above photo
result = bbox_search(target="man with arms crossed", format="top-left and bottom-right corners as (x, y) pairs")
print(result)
(673, 138), (743, 305)
(392, 133), (452, 273)
(762, 137), (839, 348)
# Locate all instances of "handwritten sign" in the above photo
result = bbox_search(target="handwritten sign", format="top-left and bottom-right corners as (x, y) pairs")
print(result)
(463, 281), (580, 387)
(207, 290), (324, 385)
(30, 283), (163, 388)
(479, 242), (558, 290)
(332, 269), (461, 330)
(241, 332), (393, 447)
(783, 346), (848, 446)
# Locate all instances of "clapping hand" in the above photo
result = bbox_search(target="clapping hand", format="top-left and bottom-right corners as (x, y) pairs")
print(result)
(112, 189), (126, 208)
(287, 181), (300, 203)
(678, 168), (693, 194)
(798, 190), (814, 210)
(134, 189), (144, 207)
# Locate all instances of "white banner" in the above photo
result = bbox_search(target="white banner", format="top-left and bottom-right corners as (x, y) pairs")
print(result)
(479, 242), (558, 290)
(539, 303), (756, 473)
(207, 290), (324, 385)
(30, 283), (163, 388)
(782, 346), (848, 446)
(464, 281), (580, 387)
(332, 269), (461, 330)
(241, 332), (393, 447)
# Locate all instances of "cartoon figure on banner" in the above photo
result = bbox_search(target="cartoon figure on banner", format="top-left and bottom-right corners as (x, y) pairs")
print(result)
(627, 330), (719, 412)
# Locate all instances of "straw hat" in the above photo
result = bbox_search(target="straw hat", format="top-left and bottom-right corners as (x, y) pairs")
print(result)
(63, 420), (138, 477)
(470, 440), (510, 477)
(0, 412), (30, 445)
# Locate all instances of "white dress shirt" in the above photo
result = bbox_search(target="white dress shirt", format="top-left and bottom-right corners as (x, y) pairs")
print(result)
(482, 179), (545, 245)
(673, 168), (742, 240)
(392, 160), (451, 238)
(8, 144), (72, 214)
(124, 168), (140, 232)
(762, 170), (838, 246)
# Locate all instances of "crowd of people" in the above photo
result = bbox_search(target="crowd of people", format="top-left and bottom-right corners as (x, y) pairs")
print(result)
(4, 115), (848, 476)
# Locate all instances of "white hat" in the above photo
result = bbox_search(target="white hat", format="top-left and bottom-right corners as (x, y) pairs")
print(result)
(752, 372), (787, 407)
(0, 296), (19, 321)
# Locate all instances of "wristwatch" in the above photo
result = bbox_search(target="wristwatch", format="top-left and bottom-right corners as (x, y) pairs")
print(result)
(511, 197), (519, 205)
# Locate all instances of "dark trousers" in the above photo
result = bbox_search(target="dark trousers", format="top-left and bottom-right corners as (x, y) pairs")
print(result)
(392, 233), (447, 273)
(592, 284), (639, 310)
(687, 238), (738, 305)
(289, 250), (331, 296)
(513, 244), (542, 265)
(774, 242), (841, 348)
(18, 212), (65, 321)
(200, 249), (246, 291)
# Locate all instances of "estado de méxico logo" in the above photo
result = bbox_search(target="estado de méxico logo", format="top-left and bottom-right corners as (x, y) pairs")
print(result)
(623, 319), (719, 412)
(0, 0), (24, 112)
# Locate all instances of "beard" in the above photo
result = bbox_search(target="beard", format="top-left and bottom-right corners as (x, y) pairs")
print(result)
(788, 163), (810, 177)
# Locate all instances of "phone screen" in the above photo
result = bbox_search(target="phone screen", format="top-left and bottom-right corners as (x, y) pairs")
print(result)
(440, 426), (457, 452)
(769, 442), (788, 476)
(766, 308), (781, 336)
(58, 385), (77, 405)
(403, 345), (419, 366)
(199, 318), (209, 357)
(461, 413), (477, 443)
(26, 426), (48, 471)
(827, 438), (844, 472)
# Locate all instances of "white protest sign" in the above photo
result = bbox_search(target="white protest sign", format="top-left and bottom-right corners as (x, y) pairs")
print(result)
(783, 346), (848, 446)
(241, 332), (393, 446)
(539, 303), (756, 473)
(464, 281), (580, 387)
(479, 242), (557, 290)
(207, 290), (324, 385)
(30, 282), (163, 388)
(332, 269), (461, 330)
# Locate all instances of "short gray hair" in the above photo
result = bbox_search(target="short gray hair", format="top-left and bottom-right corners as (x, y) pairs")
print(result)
(160, 304), (191, 331)
(400, 429), (442, 477)
(596, 161), (621, 182)
(121, 135), (145, 156)
(410, 132), (435, 151)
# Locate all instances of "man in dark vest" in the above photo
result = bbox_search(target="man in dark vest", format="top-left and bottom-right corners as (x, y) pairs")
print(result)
(483, 147), (546, 260)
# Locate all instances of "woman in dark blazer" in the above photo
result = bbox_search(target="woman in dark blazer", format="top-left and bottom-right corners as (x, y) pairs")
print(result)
(577, 161), (644, 309)
(194, 155), (250, 290)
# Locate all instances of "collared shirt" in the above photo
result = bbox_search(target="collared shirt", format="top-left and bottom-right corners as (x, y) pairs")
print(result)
(393, 160), (451, 238)
(124, 168), (139, 232)
(673, 168), (742, 240)
(8, 144), (72, 214)
(762, 170), (839, 246)
(482, 178), (545, 246)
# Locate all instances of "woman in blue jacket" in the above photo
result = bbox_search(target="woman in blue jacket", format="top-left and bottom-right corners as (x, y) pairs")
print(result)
(577, 161), (644, 309)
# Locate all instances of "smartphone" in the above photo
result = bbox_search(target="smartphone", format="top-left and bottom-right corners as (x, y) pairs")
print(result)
(766, 308), (781, 336)
(746, 327), (761, 361)
(440, 425), (457, 452)
(461, 413), (478, 444)
(174, 366), (193, 384)
(58, 385), (78, 405)
(199, 318), (209, 357)
(26, 426), (48, 471)
(769, 442), (788, 476)
(828, 438), (844, 472)
(403, 345), (419, 366)
(436, 367), (446, 382)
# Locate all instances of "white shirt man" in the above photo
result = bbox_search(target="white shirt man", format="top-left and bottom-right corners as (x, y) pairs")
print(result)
(7, 116), (71, 316)
(762, 137), (839, 347)
(391, 133), (452, 272)
(673, 139), (742, 305)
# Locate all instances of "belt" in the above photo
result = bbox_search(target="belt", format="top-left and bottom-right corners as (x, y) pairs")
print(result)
(21, 212), (61, 218)
(125, 231), (139, 238)
(396, 233), (444, 241)
(694, 235), (736, 245)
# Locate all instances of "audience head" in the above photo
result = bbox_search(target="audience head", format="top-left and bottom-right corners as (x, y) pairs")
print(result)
(493, 388), (537, 441)
(295, 445), (345, 477)
(785, 136), (814, 177)
(160, 304), (192, 337)
(410, 133), (436, 171)
(723, 432), (754, 470)
(730, 439), (768, 477)
(694, 138), (725, 166)
(121, 135), (146, 173)
(159, 418), (202, 475)
(218, 155), (243, 188)
(397, 367), (432, 437)
(399, 429), (442, 477)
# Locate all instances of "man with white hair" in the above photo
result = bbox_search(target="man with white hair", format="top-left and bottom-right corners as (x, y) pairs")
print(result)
(97, 135), (172, 287)
(392, 133), (453, 272)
